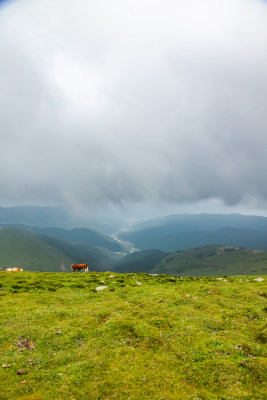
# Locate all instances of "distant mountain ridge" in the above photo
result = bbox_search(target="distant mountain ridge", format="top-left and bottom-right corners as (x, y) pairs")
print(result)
(0, 205), (126, 234)
(127, 213), (267, 231)
(118, 213), (267, 251)
(0, 206), (70, 228)
(3, 225), (126, 252)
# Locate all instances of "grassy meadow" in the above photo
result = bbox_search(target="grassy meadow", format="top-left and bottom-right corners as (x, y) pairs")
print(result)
(0, 271), (266, 399)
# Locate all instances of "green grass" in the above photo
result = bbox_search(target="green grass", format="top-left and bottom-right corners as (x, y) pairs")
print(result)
(0, 272), (266, 399)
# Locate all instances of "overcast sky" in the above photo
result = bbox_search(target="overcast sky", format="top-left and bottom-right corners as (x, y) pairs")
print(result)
(0, 0), (267, 219)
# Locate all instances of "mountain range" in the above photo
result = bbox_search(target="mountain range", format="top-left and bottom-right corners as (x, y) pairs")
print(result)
(5, 225), (126, 252)
(0, 205), (126, 234)
(0, 206), (267, 275)
(118, 213), (267, 251)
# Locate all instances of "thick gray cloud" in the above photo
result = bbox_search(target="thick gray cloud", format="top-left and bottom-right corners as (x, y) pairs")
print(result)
(0, 0), (267, 215)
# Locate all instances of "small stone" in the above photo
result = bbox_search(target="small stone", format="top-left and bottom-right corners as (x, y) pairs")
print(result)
(27, 360), (34, 363)
(254, 277), (264, 282)
(55, 330), (62, 334)
(17, 369), (27, 375)
(136, 281), (142, 285)
(21, 380), (26, 384)
(96, 286), (107, 291)
(2, 364), (11, 368)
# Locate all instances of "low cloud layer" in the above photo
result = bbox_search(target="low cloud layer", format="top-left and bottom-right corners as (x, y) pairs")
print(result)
(1, 0), (267, 215)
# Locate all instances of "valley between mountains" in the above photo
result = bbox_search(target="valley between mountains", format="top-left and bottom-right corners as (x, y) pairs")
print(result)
(1, 208), (267, 276)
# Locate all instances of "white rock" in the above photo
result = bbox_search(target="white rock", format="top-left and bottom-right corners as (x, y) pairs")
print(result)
(96, 286), (108, 291)
(254, 278), (264, 282)
(136, 281), (142, 286)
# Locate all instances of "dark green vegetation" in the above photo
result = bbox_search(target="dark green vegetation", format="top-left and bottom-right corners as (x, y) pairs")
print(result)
(115, 249), (166, 273)
(0, 272), (266, 399)
(118, 214), (267, 251)
(117, 245), (267, 276)
(0, 227), (123, 272)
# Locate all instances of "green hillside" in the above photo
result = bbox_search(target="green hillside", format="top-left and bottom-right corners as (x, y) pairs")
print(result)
(0, 227), (71, 272)
(0, 272), (266, 399)
(0, 227), (122, 272)
(116, 245), (267, 276)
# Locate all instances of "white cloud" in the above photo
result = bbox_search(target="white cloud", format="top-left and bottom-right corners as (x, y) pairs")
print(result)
(0, 0), (267, 216)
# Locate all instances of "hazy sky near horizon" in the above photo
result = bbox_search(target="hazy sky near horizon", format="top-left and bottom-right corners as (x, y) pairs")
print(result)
(1, 0), (267, 218)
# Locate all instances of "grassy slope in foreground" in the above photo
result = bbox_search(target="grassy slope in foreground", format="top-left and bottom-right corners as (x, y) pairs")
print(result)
(0, 272), (266, 400)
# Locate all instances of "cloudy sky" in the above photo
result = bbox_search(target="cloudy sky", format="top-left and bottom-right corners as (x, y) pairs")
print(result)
(0, 0), (267, 219)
